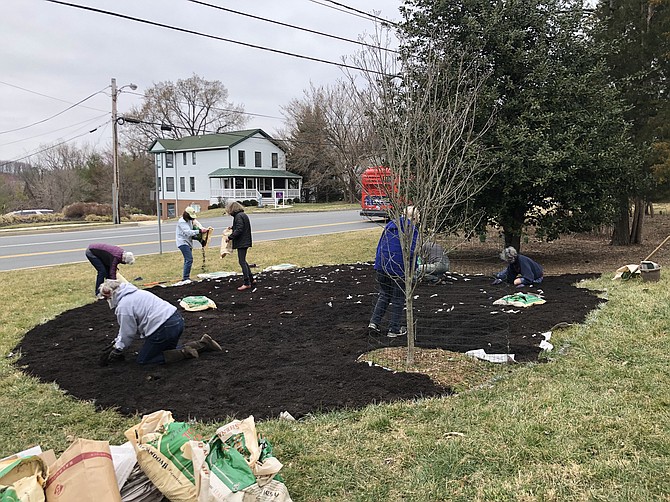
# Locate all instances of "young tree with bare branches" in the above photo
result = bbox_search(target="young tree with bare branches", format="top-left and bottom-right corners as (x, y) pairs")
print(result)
(351, 30), (494, 364)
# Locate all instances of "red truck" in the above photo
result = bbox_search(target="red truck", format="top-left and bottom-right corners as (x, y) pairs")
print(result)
(360, 166), (395, 218)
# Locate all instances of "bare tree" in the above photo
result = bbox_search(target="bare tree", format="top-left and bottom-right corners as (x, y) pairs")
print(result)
(351, 29), (494, 364)
(21, 143), (92, 211)
(281, 81), (377, 203)
(123, 74), (249, 146)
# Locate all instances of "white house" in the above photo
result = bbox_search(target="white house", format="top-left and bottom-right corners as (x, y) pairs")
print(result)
(148, 129), (302, 218)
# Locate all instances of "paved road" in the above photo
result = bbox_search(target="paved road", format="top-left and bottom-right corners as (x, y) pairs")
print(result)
(0, 210), (384, 271)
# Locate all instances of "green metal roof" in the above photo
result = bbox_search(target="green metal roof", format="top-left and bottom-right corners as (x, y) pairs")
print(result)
(208, 168), (302, 179)
(149, 129), (283, 152)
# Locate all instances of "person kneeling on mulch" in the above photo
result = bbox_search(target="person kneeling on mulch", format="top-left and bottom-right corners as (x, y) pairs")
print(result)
(98, 280), (222, 366)
(492, 246), (543, 288)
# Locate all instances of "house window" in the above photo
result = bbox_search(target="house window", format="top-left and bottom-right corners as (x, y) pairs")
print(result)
(155, 154), (162, 168)
(166, 177), (175, 192)
(166, 152), (174, 169)
(260, 178), (272, 191)
(190, 177), (196, 192)
(272, 152), (278, 168)
(182, 152), (187, 165)
(246, 179), (254, 189)
(180, 177), (186, 192)
(255, 151), (262, 167)
(192, 151), (196, 165)
(238, 151), (246, 167)
(235, 178), (244, 189)
(167, 203), (176, 218)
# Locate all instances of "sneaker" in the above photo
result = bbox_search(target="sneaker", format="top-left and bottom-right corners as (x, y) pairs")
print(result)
(387, 327), (407, 338)
(174, 279), (192, 286)
(368, 322), (380, 332)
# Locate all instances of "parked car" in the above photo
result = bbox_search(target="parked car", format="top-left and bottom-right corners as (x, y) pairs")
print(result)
(6, 209), (55, 216)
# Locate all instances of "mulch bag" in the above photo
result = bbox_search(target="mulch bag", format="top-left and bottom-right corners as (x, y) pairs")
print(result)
(493, 293), (545, 308)
(188, 416), (292, 501)
(45, 438), (121, 502)
(0, 455), (49, 501)
(124, 410), (197, 502)
(220, 229), (233, 258)
(179, 296), (217, 312)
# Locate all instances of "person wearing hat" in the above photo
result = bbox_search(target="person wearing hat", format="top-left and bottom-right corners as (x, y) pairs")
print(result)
(85, 243), (135, 298)
(492, 246), (543, 287)
(175, 207), (208, 285)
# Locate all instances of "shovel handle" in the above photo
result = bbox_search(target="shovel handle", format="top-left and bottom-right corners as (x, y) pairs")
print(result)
(643, 234), (670, 262)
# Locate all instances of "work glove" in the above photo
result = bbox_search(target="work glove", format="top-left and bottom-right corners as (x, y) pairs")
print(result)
(490, 278), (502, 285)
(99, 343), (124, 367)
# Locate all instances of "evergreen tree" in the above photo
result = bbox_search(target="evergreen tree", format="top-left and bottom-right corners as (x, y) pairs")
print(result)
(401, 0), (637, 251)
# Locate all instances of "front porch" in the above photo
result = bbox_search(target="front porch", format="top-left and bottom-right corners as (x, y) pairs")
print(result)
(208, 167), (302, 207)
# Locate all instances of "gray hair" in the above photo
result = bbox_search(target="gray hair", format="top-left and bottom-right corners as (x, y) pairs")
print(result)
(500, 246), (518, 263)
(404, 206), (419, 222)
(99, 279), (121, 298)
(122, 251), (135, 265)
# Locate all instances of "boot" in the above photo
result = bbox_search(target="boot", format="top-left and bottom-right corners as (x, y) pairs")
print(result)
(162, 346), (199, 364)
(184, 334), (222, 354)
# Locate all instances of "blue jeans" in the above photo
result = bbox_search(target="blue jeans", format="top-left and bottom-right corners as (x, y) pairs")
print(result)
(370, 270), (405, 333)
(137, 312), (185, 365)
(86, 248), (109, 296)
(178, 244), (193, 280)
(237, 247), (253, 285)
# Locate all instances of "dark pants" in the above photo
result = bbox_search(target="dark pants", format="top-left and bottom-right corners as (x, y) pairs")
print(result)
(137, 312), (185, 365)
(86, 248), (109, 296)
(178, 244), (193, 280)
(237, 247), (253, 285)
(370, 270), (405, 333)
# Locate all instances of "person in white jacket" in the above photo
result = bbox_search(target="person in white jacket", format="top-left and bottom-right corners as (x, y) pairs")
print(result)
(175, 207), (208, 285)
(98, 280), (221, 365)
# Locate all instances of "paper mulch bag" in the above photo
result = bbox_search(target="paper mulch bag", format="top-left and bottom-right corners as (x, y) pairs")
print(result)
(188, 416), (292, 501)
(0, 455), (49, 501)
(220, 228), (233, 258)
(179, 296), (217, 312)
(124, 410), (197, 502)
(45, 439), (121, 502)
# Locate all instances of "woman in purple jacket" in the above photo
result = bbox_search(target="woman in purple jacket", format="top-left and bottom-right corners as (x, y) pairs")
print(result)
(85, 243), (135, 297)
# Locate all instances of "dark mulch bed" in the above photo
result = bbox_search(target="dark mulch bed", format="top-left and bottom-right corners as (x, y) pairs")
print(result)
(16, 264), (604, 423)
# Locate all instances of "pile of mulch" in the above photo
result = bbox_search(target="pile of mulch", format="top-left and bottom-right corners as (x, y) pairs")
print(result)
(16, 264), (604, 422)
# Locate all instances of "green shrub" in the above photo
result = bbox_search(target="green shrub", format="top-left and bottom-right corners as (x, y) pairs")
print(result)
(62, 202), (111, 219)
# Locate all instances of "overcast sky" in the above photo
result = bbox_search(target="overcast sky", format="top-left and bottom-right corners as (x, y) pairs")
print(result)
(0, 0), (402, 163)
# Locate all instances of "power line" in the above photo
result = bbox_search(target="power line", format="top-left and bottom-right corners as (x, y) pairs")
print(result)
(0, 118), (110, 169)
(0, 86), (109, 135)
(186, 0), (397, 53)
(308, 0), (397, 26)
(0, 80), (108, 113)
(43, 0), (387, 76)
(123, 90), (285, 121)
(0, 113), (109, 147)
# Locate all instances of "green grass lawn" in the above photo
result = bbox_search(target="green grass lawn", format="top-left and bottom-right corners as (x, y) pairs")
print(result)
(1, 229), (669, 501)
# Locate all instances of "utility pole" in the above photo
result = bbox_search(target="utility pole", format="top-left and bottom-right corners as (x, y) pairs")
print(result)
(111, 77), (120, 224)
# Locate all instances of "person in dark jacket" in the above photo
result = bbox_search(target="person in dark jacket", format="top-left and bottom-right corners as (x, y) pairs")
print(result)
(493, 246), (543, 287)
(85, 243), (135, 297)
(225, 200), (254, 291)
(368, 206), (420, 337)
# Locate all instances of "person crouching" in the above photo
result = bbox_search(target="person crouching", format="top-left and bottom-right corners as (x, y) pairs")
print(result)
(98, 280), (221, 366)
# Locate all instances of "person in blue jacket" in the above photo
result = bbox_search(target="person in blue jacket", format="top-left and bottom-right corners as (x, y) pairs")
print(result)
(368, 206), (420, 337)
(493, 246), (543, 287)
(175, 207), (209, 285)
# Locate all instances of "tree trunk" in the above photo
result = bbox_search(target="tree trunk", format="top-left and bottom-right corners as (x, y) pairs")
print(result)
(630, 197), (644, 244)
(611, 196), (631, 245)
(405, 292), (415, 366)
